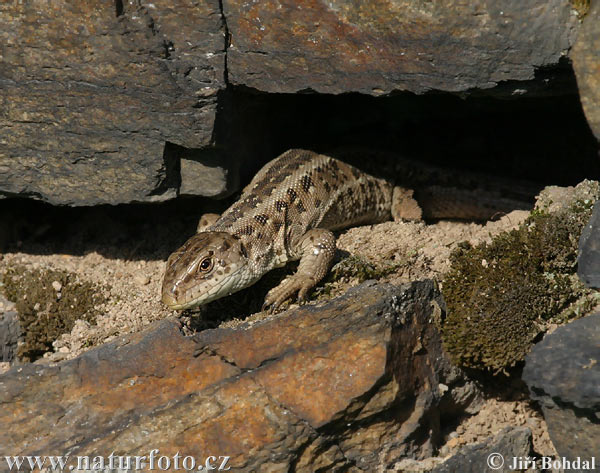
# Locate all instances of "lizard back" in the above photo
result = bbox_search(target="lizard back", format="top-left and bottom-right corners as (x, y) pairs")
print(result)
(211, 149), (393, 250)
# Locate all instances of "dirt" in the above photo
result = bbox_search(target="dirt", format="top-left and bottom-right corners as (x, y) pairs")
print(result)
(0, 198), (556, 462)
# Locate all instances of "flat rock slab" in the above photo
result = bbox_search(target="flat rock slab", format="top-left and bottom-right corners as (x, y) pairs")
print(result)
(0, 280), (460, 472)
(223, 0), (578, 95)
(572, 1), (600, 142)
(432, 427), (532, 473)
(0, 1), (225, 205)
(523, 313), (600, 465)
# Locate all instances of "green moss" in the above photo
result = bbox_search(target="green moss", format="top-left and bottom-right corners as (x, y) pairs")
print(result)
(1, 266), (106, 361)
(442, 197), (597, 373)
(570, 0), (590, 17)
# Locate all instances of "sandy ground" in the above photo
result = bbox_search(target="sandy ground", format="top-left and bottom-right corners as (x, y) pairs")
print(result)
(0, 201), (557, 462)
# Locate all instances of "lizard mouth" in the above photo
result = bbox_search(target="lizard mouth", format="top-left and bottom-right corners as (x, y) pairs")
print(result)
(161, 265), (247, 310)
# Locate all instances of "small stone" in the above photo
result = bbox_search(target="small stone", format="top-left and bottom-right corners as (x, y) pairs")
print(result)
(133, 273), (151, 286)
(52, 281), (62, 292)
(58, 347), (70, 354)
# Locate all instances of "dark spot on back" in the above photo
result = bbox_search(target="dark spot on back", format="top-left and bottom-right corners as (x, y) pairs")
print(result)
(272, 220), (283, 230)
(254, 214), (268, 225)
(315, 199), (322, 208)
(297, 201), (306, 213)
(324, 182), (331, 193)
(300, 175), (313, 192)
(287, 188), (297, 203)
(275, 201), (287, 212)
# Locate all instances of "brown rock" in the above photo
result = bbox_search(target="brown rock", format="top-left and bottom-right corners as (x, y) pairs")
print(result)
(572, 1), (600, 142)
(0, 1), (225, 205)
(223, 0), (578, 95)
(0, 281), (465, 471)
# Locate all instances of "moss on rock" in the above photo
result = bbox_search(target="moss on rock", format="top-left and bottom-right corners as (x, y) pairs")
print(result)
(1, 266), (106, 361)
(442, 184), (599, 373)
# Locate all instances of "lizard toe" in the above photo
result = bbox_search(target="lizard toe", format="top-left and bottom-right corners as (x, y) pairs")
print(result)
(263, 276), (316, 311)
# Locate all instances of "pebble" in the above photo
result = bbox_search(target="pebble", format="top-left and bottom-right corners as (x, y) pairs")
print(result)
(52, 280), (62, 292)
(134, 273), (151, 286)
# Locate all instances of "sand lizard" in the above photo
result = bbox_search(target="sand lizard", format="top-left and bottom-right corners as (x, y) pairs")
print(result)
(161, 148), (534, 311)
(160, 149), (422, 311)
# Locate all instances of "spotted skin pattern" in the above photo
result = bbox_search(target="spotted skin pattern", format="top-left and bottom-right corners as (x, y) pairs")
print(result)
(162, 149), (394, 311)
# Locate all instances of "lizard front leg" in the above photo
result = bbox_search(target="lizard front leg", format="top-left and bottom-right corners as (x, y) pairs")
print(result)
(263, 228), (336, 311)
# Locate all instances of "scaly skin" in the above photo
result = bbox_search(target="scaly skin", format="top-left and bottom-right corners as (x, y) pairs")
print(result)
(161, 149), (394, 310)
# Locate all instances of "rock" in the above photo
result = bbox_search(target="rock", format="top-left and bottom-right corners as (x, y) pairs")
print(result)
(572, 1), (600, 142)
(430, 427), (532, 473)
(0, 295), (20, 363)
(0, 1), (226, 205)
(0, 280), (477, 471)
(223, 0), (578, 95)
(578, 201), (600, 288)
(523, 313), (600, 466)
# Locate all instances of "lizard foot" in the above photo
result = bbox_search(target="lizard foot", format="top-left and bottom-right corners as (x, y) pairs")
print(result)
(262, 275), (316, 312)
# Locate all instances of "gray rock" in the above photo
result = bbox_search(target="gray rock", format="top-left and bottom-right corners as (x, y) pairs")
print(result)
(223, 0), (578, 95)
(578, 200), (600, 288)
(523, 313), (600, 468)
(432, 427), (532, 473)
(0, 0), (226, 205)
(0, 296), (20, 363)
(572, 1), (600, 142)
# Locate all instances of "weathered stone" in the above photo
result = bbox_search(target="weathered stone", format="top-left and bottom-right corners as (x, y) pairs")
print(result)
(578, 201), (600, 288)
(179, 149), (231, 198)
(223, 0), (578, 95)
(0, 1), (225, 205)
(0, 281), (474, 471)
(0, 295), (19, 363)
(572, 0), (600, 142)
(523, 313), (600, 466)
(431, 427), (532, 473)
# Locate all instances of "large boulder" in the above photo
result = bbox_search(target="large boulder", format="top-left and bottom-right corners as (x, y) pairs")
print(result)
(223, 0), (578, 95)
(0, 0), (226, 205)
(0, 280), (476, 471)
(572, 0), (600, 143)
(523, 313), (600, 468)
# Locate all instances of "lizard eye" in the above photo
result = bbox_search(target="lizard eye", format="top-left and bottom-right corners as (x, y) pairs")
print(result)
(198, 257), (214, 273)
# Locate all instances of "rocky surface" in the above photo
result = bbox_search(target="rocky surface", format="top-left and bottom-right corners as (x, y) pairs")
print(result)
(0, 280), (476, 471)
(523, 313), (600, 466)
(431, 427), (532, 473)
(572, 0), (600, 142)
(0, 295), (19, 363)
(0, 0), (226, 205)
(223, 0), (578, 95)
(0, 0), (591, 205)
(578, 201), (600, 288)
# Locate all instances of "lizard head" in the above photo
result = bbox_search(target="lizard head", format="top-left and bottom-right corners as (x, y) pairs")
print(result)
(161, 232), (250, 310)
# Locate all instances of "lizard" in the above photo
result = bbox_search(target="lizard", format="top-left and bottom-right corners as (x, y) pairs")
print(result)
(161, 148), (535, 311)
(161, 148), (420, 311)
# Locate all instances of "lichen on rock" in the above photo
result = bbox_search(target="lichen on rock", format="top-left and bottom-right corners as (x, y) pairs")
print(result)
(441, 180), (600, 373)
